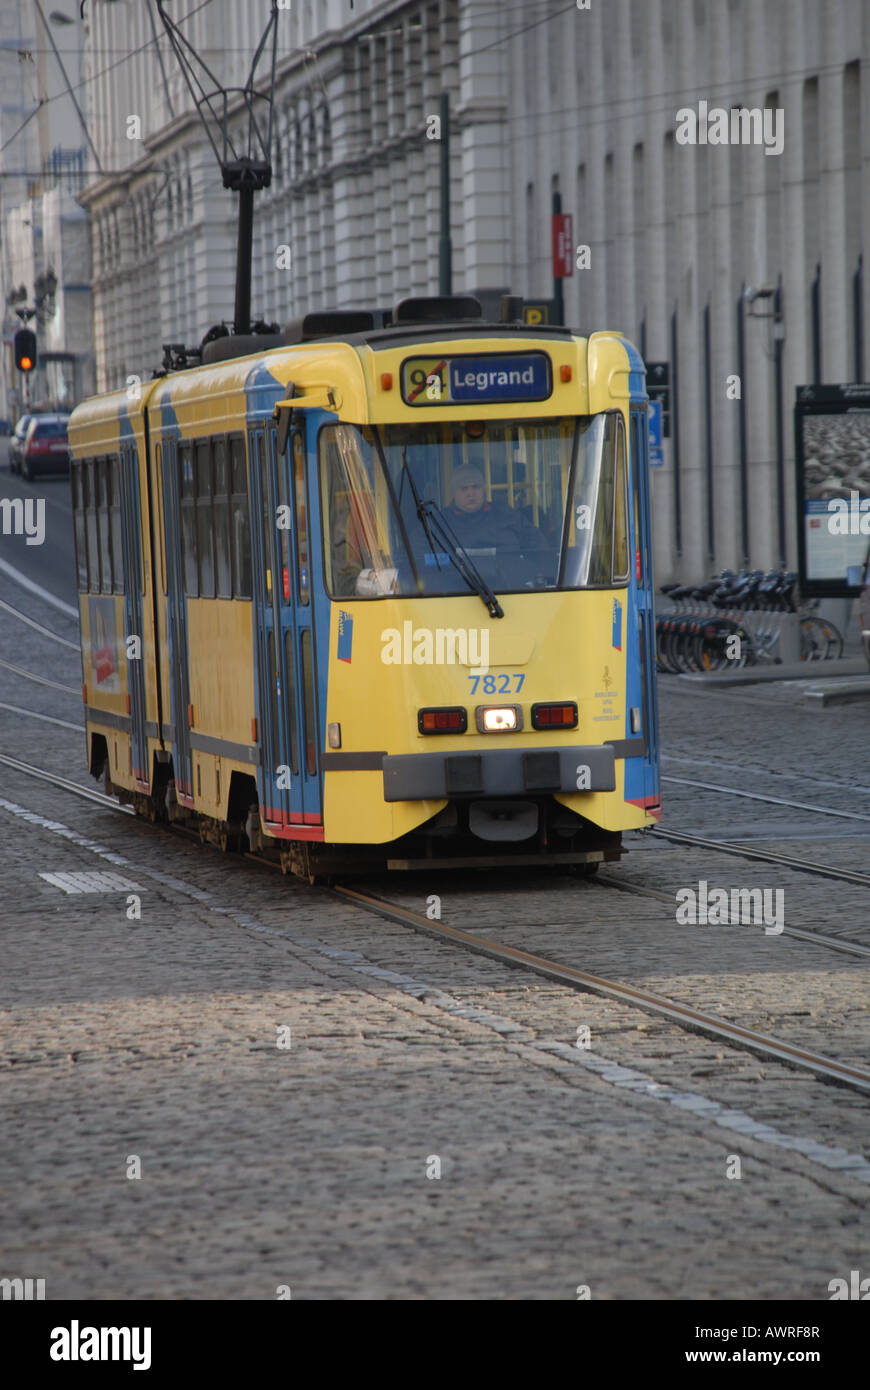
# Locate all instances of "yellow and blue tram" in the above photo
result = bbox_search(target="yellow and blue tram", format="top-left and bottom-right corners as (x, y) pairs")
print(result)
(68, 296), (660, 878)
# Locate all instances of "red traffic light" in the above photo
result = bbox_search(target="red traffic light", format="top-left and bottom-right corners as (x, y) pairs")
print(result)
(14, 328), (37, 373)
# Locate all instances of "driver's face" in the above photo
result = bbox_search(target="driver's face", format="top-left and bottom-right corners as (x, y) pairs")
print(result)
(453, 481), (485, 512)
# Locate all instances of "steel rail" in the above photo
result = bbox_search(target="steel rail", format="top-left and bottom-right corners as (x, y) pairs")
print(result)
(595, 872), (870, 959)
(652, 825), (870, 889)
(4, 752), (870, 1092)
(333, 884), (870, 1097)
(0, 753), (135, 814)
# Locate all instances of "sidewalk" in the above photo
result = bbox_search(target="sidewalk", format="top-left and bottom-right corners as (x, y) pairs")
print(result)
(677, 656), (869, 692)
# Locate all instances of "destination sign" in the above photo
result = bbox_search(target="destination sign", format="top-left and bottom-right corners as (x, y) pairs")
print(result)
(401, 352), (551, 406)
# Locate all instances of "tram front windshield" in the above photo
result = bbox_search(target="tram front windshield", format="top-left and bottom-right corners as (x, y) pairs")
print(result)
(319, 415), (629, 599)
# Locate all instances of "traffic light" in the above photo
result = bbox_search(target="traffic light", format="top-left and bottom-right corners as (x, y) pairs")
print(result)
(14, 328), (37, 373)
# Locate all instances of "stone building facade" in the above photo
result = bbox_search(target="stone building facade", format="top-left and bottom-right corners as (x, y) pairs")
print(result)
(79, 0), (870, 582)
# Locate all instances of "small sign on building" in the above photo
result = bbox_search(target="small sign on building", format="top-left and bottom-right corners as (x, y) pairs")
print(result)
(646, 361), (671, 438)
(552, 213), (574, 279)
(648, 399), (664, 466)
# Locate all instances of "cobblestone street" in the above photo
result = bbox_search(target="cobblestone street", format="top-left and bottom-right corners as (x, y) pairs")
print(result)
(1, 586), (869, 1299)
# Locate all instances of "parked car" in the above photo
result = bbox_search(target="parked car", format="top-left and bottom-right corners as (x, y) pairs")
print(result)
(8, 415), (36, 474)
(20, 414), (70, 480)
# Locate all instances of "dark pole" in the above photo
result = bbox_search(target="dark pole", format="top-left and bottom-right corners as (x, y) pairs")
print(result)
(439, 90), (452, 295)
(670, 304), (682, 558)
(811, 261), (822, 383)
(234, 183), (254, 335)
(854, 253), (864, 382)
(736, 286), (749, 567)
(552, 191), (564, 326)
(703, 300), (714, 563)
(773, 275), (786, 567)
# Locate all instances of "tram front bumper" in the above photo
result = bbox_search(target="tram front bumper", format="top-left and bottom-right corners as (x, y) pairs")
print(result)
(382, 744), (616, 802)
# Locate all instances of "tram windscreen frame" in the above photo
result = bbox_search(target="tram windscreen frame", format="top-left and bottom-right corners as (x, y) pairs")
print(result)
(319, 413), (629, 599)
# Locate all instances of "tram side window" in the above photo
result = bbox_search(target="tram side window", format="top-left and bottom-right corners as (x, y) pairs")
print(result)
(74, 455), (123, 594)
(213, 437), (232, 598)
(230, 435), (251, 599)
(320, 424), (395, 597)
(109, 455), (124, 594)
(563, 413), (630, 587)
(84, 459), (100, 591)
(71, 462), (88, 591)
(630, 412), (644, 585)
(611, 419), (629, 581)
(196, 439), (216, 598)
(96, 458), (112, 594)
(300, 628), (317, 776)
(179, 442), (198, 596)
(156, 444), (167, 594)
(292, 431), (309, 605)
(276, 440), (292, 604)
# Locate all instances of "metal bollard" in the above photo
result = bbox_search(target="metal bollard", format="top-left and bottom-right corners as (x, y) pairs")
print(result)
(776, 613), (802, 664)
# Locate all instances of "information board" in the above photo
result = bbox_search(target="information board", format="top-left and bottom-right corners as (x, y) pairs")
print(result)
(794, 383), (870, 596)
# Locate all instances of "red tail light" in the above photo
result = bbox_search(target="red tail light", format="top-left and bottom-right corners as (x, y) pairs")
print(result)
(531, 701), (578, 730)
(418, 706), (467, 734)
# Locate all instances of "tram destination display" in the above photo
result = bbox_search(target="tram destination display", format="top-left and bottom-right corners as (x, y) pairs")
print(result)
(401, 351), (552, 406)
(794, 383), (870, 597)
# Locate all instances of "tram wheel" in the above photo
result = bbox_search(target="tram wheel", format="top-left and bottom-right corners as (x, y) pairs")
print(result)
(566, 861), (599, 877)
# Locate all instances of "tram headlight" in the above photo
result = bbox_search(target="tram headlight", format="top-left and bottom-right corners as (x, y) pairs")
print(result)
(476, 705), (522, 733)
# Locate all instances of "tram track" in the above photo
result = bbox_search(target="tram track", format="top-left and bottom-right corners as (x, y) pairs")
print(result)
(3, 749), (870, 1099)
(331, 882), (870, 1098)
(650, 825), (870, 892)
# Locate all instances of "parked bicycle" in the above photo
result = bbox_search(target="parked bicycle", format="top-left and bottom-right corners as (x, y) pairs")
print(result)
(655, 569), (844, 673)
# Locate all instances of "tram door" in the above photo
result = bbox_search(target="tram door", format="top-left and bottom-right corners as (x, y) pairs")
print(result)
(118, 443), (148, 789)
(250, 422), (321, 829)
(161, 437), (194, 801)
(630, 408), (659, 803)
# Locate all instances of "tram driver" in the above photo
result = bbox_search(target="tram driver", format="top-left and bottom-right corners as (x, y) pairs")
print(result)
(441, 464), (553, 584)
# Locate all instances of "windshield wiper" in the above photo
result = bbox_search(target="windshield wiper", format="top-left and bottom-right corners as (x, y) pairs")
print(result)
(394, 447), (504, 619)
(417, 498), (505, 619)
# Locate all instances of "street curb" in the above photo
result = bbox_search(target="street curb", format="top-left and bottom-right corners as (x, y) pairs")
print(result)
(674, 657), (868, 688)
(802, 680), (870, 707)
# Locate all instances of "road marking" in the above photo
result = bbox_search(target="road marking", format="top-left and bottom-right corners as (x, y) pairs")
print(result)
(0, 659), (79, 694)
(0, 558), (78, 618)
(0, 597), (80, 649)
(0, 702), (83, 731)
(39, 869), (144, 894)
(0, 797), (211, 900)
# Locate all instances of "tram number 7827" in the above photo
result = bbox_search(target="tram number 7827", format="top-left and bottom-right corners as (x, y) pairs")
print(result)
(468, 673), (525, 695)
